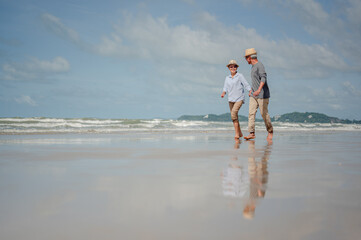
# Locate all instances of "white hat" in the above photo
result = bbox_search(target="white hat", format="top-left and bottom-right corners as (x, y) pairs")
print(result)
(245, 48), (257, 57)
(227, 59), (239, 67)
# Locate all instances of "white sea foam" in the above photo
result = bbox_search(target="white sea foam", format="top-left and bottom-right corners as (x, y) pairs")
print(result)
(0, 117), (360, 135)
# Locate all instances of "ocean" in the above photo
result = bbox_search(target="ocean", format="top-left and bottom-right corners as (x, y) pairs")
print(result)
(1, 117), (360, 134)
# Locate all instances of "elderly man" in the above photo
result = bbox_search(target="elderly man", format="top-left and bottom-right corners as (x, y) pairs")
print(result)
(244, 48), (273, 141)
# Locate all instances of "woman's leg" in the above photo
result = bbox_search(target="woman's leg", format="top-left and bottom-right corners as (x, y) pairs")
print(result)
(230, 101), (243, 139)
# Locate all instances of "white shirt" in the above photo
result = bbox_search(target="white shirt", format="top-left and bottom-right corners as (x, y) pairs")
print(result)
(223, 72), (252, 102)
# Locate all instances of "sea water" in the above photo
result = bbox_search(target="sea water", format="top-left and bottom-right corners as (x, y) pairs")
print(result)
(0, 117), (361, 134)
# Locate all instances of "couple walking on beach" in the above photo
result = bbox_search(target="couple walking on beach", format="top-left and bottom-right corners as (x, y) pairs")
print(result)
(221, 48), (273, 141)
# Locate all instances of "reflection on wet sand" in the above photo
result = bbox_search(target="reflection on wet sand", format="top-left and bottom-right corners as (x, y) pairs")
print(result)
(221, 140), (272, 219)
(221, 140), (248, 198)
(243, 140), (272, 219)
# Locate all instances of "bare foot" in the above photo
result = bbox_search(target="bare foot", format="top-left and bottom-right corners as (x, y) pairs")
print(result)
(244, 133), (255, 140)
(267, 132), (273, 140)
(235, 136), (240, 140)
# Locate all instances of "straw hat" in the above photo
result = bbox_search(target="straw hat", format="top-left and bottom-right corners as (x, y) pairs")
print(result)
(227, 59), (239, 67)
(245, 48), (257, 57)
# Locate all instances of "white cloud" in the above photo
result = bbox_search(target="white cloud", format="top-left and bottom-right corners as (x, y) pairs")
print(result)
(311, 86), (337, 98)
(95, 13), (228, 64)
(26, 57), (70, 73)
(343, 81), (361, 97)
(326, 87), (336, 97)
(346, 0), (361, 25)
(237, 0), (361, 72)
(41, 13), (80, 44)
(42, 11), (352, 80)
(289, 0), (329, 23)
(1, 57), (70, 81)
(15, 95), (37, 106)
(307, 86), (344, 111)
(278, 0), (361, 70)
(329, 104), (341, 110)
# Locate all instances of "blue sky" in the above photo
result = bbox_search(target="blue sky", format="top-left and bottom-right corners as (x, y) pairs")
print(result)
(1, 0), (361, 119)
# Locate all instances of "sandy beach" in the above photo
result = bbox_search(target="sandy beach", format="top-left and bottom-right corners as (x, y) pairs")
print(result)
(1, 130), (361, 240)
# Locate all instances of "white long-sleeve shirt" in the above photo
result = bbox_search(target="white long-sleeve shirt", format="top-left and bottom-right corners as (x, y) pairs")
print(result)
(223, 72), (252, 102)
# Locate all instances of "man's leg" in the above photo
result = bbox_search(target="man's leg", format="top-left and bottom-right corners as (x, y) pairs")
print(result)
(259, 98), (273, 140)
(245, 97), (258, 140)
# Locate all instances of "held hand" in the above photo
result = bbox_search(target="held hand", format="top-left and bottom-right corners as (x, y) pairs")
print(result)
(249, 90), (252, 97)
(253, 90), (260, 97)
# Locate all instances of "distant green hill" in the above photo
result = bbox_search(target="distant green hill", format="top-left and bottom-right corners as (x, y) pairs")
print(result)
(178, 112), (361, 124)
(272, 112), (361, 124)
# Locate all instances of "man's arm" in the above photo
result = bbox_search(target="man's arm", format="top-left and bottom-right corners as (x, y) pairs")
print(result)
(253, 82), (265, 97)
(253, 64), (267, 97)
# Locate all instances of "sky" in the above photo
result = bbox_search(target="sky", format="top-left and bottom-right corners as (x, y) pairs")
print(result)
(1, 0), (361, 120)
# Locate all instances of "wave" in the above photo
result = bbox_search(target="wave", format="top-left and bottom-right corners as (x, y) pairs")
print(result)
(0, 117), (360, 135)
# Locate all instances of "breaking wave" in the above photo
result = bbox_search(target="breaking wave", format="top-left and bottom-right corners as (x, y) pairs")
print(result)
(0, 117), (360, 135)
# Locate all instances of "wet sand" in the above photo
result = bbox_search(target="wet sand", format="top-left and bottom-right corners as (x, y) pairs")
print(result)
(0, 131), (361, 240)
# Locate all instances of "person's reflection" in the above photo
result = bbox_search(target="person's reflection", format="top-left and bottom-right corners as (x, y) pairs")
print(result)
(243, 140), (272, 219)
(221, 139), (272, 219)
(221, 139), (249, 198)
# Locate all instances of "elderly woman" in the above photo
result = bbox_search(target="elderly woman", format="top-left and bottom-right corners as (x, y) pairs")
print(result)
(221, 60), (252, 140)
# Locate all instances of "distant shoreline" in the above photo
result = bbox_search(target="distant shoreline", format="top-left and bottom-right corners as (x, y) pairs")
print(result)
(178, 111), (361, 124)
